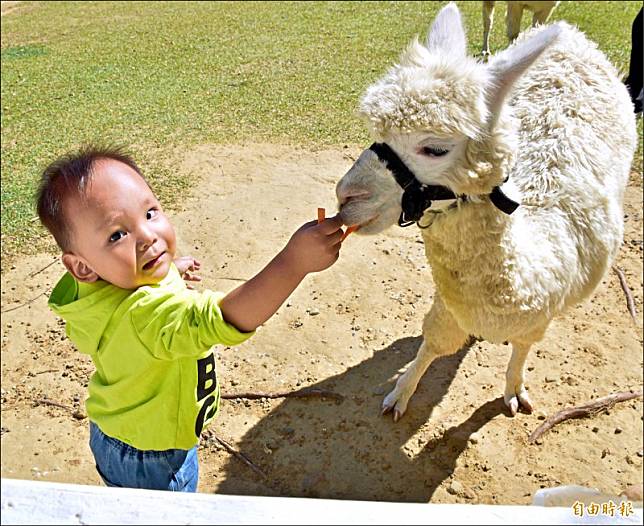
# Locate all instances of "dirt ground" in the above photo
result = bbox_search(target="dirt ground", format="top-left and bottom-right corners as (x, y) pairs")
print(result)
(1, 143), (642, 506)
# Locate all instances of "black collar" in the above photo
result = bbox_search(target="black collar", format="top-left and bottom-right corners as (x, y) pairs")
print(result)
(368, 142), (519, 227)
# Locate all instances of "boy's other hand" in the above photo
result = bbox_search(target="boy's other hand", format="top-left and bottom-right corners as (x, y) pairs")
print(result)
(174, 256), (202, 289)
(280, 215), (344, 277)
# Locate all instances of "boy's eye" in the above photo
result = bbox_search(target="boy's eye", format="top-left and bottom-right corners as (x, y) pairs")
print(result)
(146, 208), (158, 220)
(421, 146), (450, 157)
(109, 231), (126, 243)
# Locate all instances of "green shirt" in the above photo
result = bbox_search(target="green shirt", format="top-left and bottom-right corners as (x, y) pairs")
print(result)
(48, 264), (254, 451)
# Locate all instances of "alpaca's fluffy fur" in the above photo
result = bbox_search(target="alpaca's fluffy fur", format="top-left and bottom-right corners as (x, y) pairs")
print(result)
(336, 3), (637, 420)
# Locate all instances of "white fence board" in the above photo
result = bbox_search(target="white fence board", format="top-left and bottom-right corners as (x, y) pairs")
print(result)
(1, 478), (642, 525)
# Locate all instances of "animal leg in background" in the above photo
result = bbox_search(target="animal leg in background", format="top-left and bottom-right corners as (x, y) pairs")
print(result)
(508, 2), (558, 43)
(506, 1), (525, 43)
(531, 4), (558, 28)
(482, 1), (559, 55)
(482, 1), (496, 56)
(382, 295), (468, 421)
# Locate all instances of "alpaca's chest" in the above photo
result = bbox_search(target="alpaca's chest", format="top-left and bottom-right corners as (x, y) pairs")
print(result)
(419, 205), (550, 336)
(423, 228), (509, 309)
(420, 204), (506, 279)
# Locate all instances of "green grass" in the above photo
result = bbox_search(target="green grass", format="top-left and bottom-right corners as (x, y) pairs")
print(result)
(2, 1), (642, 262)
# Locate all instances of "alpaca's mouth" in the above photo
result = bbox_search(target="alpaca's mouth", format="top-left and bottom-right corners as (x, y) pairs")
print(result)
(340, 209), (382, 234)
(339, 200), (378, 228)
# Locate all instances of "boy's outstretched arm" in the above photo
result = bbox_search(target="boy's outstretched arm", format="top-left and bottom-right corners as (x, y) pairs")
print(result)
(219, 215), (344, 333)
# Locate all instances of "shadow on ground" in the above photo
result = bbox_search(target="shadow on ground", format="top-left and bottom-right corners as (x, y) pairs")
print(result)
(212, 336), (507, 502)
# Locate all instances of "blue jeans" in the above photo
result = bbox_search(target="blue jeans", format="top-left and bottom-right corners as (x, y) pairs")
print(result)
(89, 421), (199, 492)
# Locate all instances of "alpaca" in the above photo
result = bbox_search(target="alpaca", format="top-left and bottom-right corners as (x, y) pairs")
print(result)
(482, 1), (560, 56)
(335, 3), (637, 421)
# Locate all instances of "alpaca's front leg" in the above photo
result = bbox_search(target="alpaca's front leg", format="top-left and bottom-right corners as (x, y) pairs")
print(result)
(383, 296), (468, 422)
(504, 341), (535, 415)
(381, 342), (435, 422)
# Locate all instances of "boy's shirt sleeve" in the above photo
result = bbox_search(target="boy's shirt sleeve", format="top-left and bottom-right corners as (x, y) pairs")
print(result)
(130, 288), (255, 360)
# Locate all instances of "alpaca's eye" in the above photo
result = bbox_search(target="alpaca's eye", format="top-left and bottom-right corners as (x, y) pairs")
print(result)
(422, 146), (450, 157)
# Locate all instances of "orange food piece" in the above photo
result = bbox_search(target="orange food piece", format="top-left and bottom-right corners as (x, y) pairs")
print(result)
(317, 207), (325, 224)
(341, 225), (359, 242)
(318, 207), (358, 241)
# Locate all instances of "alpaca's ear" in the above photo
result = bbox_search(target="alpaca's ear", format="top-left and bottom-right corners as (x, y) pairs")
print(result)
(486, 24), (562, 129)
(426, 2), (466, 57)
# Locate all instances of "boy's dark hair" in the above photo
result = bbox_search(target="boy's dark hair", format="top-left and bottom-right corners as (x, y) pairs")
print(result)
(36, 145), (144, 251)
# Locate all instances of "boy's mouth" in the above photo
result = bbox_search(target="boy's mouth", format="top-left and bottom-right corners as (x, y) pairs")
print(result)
(143, 251), (165, 271)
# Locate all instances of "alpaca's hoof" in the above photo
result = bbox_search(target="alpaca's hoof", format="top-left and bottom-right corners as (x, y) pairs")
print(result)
(381, 404), (404, 423)
(382, 389), (410, 422)
(507, 397), (519, 416)
(504, 388), (534, 416)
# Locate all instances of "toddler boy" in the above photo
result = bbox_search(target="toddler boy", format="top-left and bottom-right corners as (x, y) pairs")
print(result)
(36, 145), (344, 491)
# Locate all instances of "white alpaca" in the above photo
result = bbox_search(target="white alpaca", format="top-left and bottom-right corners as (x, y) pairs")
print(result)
(336, 3), (637, 421)
(482, 1), (560, 56)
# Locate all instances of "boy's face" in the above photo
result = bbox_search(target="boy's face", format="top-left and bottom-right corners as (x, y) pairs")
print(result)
(62, 159), (177, 289)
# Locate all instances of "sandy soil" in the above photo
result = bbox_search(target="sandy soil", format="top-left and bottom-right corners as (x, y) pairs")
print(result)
(1, 143), (642, 505)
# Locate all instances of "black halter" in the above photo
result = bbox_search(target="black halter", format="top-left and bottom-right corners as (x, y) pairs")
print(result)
(368, 142), (519, 227)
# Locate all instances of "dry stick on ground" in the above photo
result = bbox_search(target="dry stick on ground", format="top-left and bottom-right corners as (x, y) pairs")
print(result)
(35, 369), (59, 375)
(35, 398), (74, 411)
(1, 292), (45, 314)
(35, 398), (86, 420)
(220, 387), (344, 402)
(529, 390), (643, 444)
(28, 257), (59, 278)
(213, 435), (267, 479)
(613, 265), (638, 321)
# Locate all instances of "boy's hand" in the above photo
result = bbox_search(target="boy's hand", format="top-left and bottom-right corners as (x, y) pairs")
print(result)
(219, 214), (344, 332)
(174, 256), (202, 289)
(279, 215), (344, 278)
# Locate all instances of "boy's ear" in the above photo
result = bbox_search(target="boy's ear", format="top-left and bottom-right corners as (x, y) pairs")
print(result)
(62, 253), (99, 283)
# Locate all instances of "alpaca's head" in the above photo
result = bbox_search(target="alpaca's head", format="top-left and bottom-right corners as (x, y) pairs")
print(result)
(337, 2), (560, 234)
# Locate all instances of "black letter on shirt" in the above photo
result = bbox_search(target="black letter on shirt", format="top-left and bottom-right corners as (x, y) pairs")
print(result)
(195, 395), (217, 438)
(196, 353), (216, 401)
(195, 353), (218, 438)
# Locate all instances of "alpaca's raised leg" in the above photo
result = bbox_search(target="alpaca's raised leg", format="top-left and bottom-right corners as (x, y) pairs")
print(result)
(504, 340), (537, 415)
(481, 1), (496, 56)
(506, 2), (524, 43)
(382, 296), (468, 422)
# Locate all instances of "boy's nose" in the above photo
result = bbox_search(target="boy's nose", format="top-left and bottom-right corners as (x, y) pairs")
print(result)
(138, 228), (158, 251)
